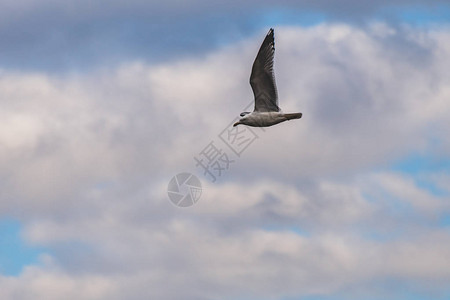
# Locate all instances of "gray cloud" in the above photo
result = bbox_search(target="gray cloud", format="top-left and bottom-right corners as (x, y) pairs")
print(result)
(1, 0), (449, 71)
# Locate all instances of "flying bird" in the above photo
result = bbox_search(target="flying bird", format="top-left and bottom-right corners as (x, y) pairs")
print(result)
(234, 28), (302, 127)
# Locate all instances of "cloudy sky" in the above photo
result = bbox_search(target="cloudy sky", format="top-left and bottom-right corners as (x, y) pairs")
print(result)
(1, 0), (450, 299)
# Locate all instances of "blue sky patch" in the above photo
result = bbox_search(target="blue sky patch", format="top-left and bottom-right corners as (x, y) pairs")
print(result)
(396, 4), (450, 25)
(0, 219), (45, 276)
(256, 8), (327, 28)
(392, 154), (450, 197)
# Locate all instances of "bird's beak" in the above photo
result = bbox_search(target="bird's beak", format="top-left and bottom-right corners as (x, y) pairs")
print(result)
(233, 121), (240, 127)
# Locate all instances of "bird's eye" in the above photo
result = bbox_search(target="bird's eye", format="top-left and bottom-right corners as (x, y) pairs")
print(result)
(240, 112), (250, 117)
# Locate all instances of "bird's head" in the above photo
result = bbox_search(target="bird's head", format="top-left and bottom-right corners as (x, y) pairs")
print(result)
(233, 111), (250, 127)
(234, 112), (251, 126)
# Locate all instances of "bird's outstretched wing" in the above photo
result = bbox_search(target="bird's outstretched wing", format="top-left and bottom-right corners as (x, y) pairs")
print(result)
(250, 28), (279, 112)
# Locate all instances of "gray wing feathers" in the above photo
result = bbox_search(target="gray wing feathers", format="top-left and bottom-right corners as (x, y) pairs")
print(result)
(250, 28), (279, 112)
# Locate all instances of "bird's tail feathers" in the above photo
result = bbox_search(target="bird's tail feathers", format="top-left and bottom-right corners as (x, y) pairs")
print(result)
(284, 113), (302, 120)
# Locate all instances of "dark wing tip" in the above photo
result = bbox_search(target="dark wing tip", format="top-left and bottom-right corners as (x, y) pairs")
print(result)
(264, 28), (275, 50)
(266, 28), (275, 50)
(267, 28), (274, 39)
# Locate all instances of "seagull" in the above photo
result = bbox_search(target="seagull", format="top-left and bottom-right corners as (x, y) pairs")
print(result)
(233, 28), (302, 127)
